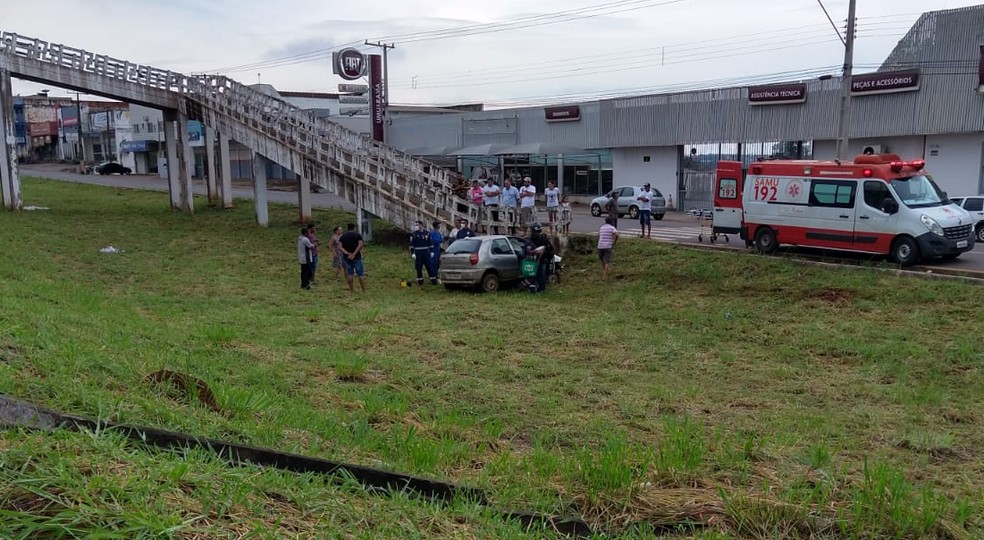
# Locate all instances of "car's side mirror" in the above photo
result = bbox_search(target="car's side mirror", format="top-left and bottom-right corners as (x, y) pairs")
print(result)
(882, 198), (899, 215)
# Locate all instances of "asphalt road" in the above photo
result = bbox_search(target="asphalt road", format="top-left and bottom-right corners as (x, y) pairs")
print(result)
(20, 165), (984, 276)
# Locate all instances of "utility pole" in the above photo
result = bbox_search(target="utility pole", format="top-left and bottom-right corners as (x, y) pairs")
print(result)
(364, 40), (394, 142)
(835, 0), (858, 160)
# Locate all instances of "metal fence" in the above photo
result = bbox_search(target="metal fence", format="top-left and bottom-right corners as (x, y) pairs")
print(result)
(680, 169), (716, 213)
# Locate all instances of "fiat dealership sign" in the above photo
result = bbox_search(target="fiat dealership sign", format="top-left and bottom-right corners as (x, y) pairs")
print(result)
(332, 48), (366, 80)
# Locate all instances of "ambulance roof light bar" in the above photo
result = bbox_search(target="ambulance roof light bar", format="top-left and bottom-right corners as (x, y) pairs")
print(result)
(890, 160), (926, 173)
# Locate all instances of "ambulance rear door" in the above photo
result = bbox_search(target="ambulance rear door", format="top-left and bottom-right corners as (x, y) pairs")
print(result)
(713, 161), (744, 233)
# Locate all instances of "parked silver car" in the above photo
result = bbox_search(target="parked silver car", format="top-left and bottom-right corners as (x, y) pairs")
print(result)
(590, 186), (666, 220)
(949, 195), (984, 242)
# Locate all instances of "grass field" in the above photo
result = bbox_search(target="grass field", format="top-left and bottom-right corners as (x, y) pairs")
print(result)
(1, 178), (982, 539)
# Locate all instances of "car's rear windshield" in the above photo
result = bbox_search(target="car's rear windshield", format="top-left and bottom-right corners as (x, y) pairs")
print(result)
(446, 239), (481, 254)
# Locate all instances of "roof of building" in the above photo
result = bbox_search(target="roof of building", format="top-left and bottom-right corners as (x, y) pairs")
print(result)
(603, 2), (984, 145)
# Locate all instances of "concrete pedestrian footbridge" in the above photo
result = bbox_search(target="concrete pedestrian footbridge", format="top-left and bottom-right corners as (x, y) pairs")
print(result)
(0, 31), (467, 231)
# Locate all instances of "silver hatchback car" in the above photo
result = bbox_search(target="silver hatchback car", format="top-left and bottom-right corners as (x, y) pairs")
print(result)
(439, 235), (530, 293)
(590, 186), (666, 220)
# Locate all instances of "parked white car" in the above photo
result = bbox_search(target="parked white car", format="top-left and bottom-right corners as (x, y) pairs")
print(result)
(949, 195), (984, 242)
(590, 186), (666, 220)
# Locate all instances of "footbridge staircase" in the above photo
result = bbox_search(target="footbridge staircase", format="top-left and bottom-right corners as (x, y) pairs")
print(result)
(0, 31), (467, 231)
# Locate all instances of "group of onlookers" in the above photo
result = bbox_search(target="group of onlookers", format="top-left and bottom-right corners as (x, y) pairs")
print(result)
(466, 176), (572, 235)
(295, 177), (650, 290)
(297, 223), (367, 293)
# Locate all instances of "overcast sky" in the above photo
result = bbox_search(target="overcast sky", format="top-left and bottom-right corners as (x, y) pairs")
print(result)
(3, 0), (979, 107)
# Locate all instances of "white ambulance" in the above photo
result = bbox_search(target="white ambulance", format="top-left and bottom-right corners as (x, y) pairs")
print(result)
(713, 154), (975, 266)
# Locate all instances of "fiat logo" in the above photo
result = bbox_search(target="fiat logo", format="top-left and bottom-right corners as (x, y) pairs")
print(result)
(336, 48), (365, 81)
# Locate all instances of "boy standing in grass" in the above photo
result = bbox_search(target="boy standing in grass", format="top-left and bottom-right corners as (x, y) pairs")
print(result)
(597, 217), (618, 280)
(558, 195), (573, 236)
(297, 227), (315, 290)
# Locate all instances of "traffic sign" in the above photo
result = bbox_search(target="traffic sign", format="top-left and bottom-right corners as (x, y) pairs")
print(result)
(337, 84), (369, 94)
(338, 95), (369, 104)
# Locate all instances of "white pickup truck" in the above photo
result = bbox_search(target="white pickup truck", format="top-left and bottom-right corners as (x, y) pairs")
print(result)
(949, 196), (984, 242)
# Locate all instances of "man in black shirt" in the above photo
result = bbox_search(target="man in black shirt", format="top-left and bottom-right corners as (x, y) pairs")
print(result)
(339, 223), (366, 293)
(529, 223), (554, 293)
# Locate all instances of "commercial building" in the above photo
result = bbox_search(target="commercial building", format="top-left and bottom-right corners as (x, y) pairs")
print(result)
(387, 5), (984, 209)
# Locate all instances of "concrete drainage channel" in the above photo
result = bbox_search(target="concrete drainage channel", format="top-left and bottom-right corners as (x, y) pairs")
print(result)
(0, 395), (596, 538)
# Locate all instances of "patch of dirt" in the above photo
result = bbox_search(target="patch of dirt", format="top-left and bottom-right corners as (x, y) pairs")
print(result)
(727, 400), (762, 410)
(145, 369), (223, 413)
(895, 439), (974, 462)
(0, 342), (24, 363)
(805, 288), (855, 304)
(2, 488), (64, 515)
(941, 409), (974, 425)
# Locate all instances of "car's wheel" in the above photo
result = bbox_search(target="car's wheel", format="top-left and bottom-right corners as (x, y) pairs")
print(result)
(654, 213), (665, 221)
(628, 206), (640, 219)
(891, 236), (920, 266)
(590, 203), (602, 217)
(976, 224), (984, 243)
(480, 272), (500, 293)
(754, 227), (778, 254)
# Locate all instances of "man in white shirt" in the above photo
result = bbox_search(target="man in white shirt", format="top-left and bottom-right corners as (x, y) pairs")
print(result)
(297, 227), (315, 290)
(519, 177), (537, 234)
(636, 182), (655, 238)
(482, 178), (502, 233)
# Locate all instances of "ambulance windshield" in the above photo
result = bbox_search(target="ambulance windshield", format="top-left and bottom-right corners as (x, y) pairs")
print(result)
(890, 175), (947, 209)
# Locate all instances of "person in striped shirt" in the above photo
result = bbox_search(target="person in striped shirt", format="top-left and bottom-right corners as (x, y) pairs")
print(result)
(597, 217), (619, 280)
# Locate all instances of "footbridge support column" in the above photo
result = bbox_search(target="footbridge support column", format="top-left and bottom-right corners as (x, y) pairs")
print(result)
(297, 169), (312, 224)
(204, 126), (218, 206)
(252, 153), (269, 227)
(0, 69), (22, 210)
(218, 132), (233, 209)
(163, 110), (181, 210)
(176, 108), (194, 214)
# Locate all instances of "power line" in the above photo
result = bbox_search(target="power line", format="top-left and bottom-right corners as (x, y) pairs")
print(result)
(372, 0), (692, 44)
(816, 0), (846, 45)
(199, 39), (362, 74)
(398, 23), (836, 82)
(200, 9), (923, 76)
(393, 25), (846, 89)
(402, 35), (849, 91)
(389, 19), (911, 90)
(206, 0), (697, 74)
(458, 66), (846, 108)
